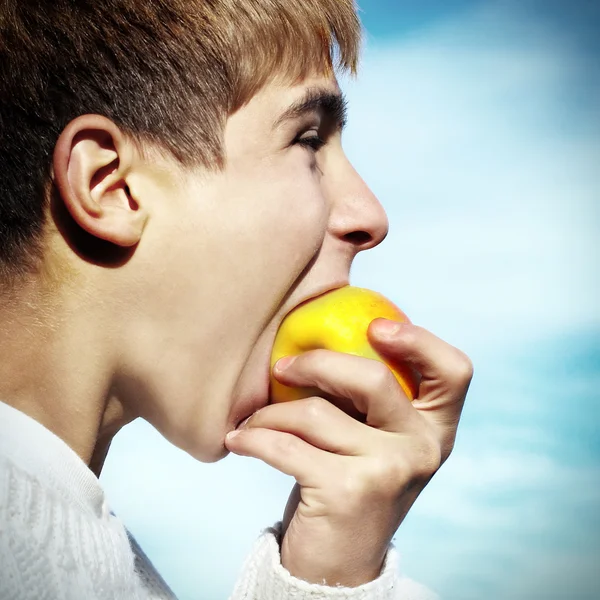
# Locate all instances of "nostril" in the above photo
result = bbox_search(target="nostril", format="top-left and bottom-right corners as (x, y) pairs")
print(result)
(344, 231), (372, 245)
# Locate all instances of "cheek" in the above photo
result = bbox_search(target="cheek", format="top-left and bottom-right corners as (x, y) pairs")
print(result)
(271, 181), (328, 269)
(277, 157), (329, 239)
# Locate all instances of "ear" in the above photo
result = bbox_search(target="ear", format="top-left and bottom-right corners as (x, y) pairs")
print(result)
(53, 115), (148, 247)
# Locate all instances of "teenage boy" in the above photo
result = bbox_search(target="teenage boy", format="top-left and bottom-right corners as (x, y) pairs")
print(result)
(0, 1), (472, 598)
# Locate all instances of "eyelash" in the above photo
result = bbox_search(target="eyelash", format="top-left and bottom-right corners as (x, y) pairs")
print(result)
(296, 134), (326, 152)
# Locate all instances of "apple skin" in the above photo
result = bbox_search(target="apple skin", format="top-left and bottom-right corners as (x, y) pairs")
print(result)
(269, 286), (419, 404)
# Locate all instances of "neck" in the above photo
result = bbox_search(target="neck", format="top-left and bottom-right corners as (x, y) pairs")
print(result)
(0, 280), (133, 476)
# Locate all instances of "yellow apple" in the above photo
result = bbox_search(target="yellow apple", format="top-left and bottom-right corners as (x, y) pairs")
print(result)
(269, 286), (419, 405)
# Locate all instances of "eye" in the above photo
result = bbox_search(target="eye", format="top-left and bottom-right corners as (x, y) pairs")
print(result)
(295, 130), (326, 152)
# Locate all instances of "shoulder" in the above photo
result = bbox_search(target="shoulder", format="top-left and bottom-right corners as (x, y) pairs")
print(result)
(0, 457), (65, 599)
(0, 457), (146, 600)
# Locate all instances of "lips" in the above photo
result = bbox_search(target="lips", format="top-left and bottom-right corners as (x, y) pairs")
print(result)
(284, 281), (349, 318)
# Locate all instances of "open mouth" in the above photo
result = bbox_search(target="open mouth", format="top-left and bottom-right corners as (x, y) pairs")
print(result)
(229, 282), (350, 432)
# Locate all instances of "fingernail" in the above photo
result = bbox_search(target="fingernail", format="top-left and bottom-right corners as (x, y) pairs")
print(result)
(226, 430), (241, 441)
(374, 319), (403, 336)
(275, 355), (298, 372)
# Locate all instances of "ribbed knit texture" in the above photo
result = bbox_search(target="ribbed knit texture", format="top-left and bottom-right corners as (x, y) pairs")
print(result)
(229, 525), (437, 600)
(0, 401), (438, 599)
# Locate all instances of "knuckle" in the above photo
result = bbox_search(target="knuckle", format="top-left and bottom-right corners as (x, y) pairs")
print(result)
(300, 396), (329, 422)
(328, 475), (361, 516)
(444, 350), (474, 389)
(455, 351), (474, 382)
(335, 463), (375, 501)
(332, 437), (445, 506)
(338, 473), (365, 501)
(368, 361), (397, 396)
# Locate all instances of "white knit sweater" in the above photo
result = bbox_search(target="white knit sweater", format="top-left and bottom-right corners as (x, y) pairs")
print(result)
(0, 401), (437, 600)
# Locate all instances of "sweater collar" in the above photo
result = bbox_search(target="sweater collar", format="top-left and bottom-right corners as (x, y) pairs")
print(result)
(0, 400), (106, 517)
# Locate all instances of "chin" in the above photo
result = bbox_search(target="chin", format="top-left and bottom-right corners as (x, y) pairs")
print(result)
(193, 444), (231, 464)
(150, 360), (270, 465)
(170, 421), (231, 463)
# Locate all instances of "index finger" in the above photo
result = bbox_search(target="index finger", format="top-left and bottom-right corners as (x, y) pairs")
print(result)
(272, 349), (421, 432)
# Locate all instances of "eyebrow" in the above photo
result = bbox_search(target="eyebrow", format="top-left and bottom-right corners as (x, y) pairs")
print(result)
(273, 88), (349, 131)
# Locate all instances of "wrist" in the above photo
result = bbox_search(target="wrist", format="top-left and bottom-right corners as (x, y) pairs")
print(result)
(280, 534), (386, 587)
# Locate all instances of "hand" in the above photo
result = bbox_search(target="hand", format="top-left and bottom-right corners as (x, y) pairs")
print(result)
(225, 321), (473, 587)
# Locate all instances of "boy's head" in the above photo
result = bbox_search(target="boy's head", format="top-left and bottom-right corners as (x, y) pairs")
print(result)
(0, 0), (389, 461)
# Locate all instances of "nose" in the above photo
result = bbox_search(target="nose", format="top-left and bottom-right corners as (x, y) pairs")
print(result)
(327, 159), (389, 254)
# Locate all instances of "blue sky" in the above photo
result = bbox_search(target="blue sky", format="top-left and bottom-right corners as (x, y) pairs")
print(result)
(101, 1), (599, 599)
